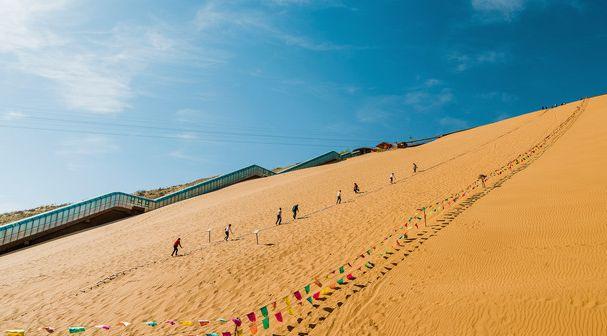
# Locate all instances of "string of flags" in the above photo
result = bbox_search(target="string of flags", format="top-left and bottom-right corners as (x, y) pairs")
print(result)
(5, 103), (583, 336)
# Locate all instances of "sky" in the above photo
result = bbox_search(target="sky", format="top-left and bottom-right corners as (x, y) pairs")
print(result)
(1, 0), (606, 212)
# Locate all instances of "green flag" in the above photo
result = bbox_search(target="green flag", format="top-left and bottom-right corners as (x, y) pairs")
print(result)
(262, 317), (270, 329)
(339, 266), (345, 274)
(304, 284), (311, 294)
(337, 278), (345, 285)
(260, 306), (269, 317)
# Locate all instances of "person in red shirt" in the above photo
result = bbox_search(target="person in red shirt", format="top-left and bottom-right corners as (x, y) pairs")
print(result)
(171, 238), (182, 256)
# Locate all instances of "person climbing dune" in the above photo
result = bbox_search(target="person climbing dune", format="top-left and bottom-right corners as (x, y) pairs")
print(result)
(225, 224), (234, 241)
(292, 204), (299, 220)
(171, 237), (182, 256)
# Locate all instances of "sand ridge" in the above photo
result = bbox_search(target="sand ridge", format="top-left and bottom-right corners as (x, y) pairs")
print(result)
(0, 97), (597, 335)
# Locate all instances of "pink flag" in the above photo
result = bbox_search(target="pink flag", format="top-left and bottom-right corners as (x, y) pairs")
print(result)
(313, 292), (321, 300)
(222, 332), (231, 336)
(165, 320), (177, 326)
(275, 312), (283, 323)
(293, 291), (302, 301)
(246, 312), (256, 322)
(347, 273), (356, 280)
(232, 318), (242, 327)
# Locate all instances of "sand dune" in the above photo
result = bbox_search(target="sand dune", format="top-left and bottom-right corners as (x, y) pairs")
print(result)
(1, 96), (604, 335)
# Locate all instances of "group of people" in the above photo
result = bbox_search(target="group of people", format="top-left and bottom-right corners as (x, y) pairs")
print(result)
(275, 204), (299, 225)
(172, 161), (422, 256)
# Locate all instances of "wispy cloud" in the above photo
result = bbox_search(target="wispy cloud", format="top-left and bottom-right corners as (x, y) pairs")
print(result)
(438, 116), (469, 129)
(0, 1), (217, 115)
(56, 135), (119, 156)
(449, 50), (507, 72)
(194, 0), (350, 51)
(1, 111), (26, 121)
(404, 88), (454, 112)
(471, 0), (527, 21)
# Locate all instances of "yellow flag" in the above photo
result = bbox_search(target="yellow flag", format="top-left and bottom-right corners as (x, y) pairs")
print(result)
(5, 331), (25, 336)
(179, 321), (194, 327)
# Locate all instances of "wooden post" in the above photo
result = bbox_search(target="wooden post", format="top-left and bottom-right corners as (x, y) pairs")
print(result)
(253, 229), (260, 245)
(206, 229), (211, 243)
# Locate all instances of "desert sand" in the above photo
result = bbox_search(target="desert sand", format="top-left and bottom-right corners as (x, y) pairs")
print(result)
(1, 95), (605, 335)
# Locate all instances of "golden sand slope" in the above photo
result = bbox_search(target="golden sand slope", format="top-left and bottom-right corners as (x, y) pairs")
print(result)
(312, 96), (607, 335)
(0, 96), (602, 336)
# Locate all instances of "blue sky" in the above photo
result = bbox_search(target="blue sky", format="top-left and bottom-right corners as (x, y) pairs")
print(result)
(1, 0), (606, 212)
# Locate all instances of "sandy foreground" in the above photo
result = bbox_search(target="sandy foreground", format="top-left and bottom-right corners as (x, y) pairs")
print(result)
(1, 95), (605, 335)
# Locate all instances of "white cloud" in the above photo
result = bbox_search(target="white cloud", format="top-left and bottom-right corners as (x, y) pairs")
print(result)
(194, 0), (348, 51)
(56, 135), (119, 156)
(404, 88), (454, 112)
(0, 1), (214, 115)
(1, 111), (26, 121)
(471, 0), (526, 20)
(449, 50), (507, 72)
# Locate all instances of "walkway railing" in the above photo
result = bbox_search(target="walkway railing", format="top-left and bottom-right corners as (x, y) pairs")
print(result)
(0, 154), (337, 250)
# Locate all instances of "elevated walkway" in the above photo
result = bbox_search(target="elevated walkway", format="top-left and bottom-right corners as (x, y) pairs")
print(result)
(0, 152), (342, 253)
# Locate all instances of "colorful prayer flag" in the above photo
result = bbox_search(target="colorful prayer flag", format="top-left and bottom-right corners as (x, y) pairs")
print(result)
(94, 325), (110, 330)
(232, 318), (242, 327)
(246, 312), (256, 322)
(293, 291), (303, 301)
(217, 318), (228, 324)
(313, 292), (321, 300)
(180, 321), (194, 326)
(347, 273), (356, 280)
(249, 324), (257, 335)
(68, 327), (85, 334)
(304, 284), (311, 294)
(275, 312), (283, 322)
(117, 322), (130, 327)
(222, 332), (231, 336)
(306, 297), (313, 304)
(339, 266), (345, 274)
(145, 321), (157, 327)
(262, 318), (270, 330)
(198, 320), (210, 326)
(260, 306), (269, 317)
(313, 277), (323, 287)
(165, 320), (177, 325)
(337, 278), (345, 285)
(5, 330), (25, 336)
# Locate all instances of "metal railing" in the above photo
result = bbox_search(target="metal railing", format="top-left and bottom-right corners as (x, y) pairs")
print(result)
(0, 154), (335, 249)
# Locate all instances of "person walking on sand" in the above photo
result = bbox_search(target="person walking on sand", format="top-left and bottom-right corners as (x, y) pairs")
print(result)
(353, 183), (360, 194)
(412, 162), (418, 174)
(478, 174), (487, 189)
(225, 224), (234, 241)
(292, 204), (299, 220)
(389, 172), (395, 184)
(276, 207), (283, 225)
(336, 190), (342, 204)
(171, 237), (182, 256)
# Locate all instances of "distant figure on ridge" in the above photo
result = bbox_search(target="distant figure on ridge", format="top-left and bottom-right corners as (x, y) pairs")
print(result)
(171, 237), (182, 256)
(353, 183), (360, 194)
(412, 162), (418, 174)
(336, 190), (342, 204)
(292, 204), (299, 220)
(478, 174), (487, 188)
(389, 172), (395, 184)
(276, 207), (283, 225)
(225, 224), (234, 241)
